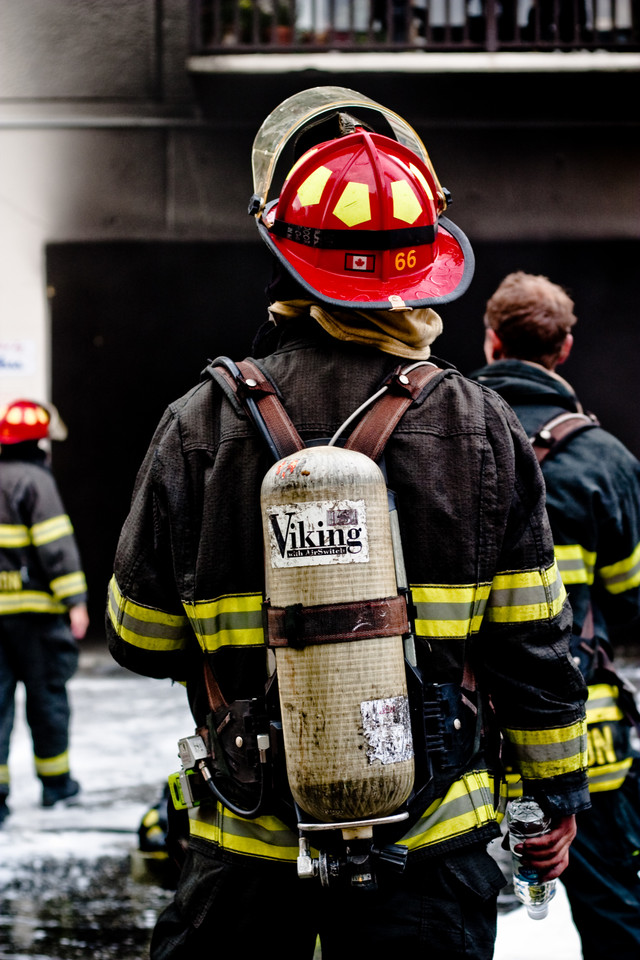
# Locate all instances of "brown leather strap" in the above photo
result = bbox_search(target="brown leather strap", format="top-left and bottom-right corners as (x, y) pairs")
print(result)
(265, 594), (410, 648)
(531, 412), (599, 463)
(344, 363), (442, 462)
(215, 359), (305, 460)
(203, 657), (227, 712)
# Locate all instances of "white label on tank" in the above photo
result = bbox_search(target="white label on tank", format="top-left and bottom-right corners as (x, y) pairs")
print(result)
(361, 696), (414, 765)
(266, 499), (369, 568)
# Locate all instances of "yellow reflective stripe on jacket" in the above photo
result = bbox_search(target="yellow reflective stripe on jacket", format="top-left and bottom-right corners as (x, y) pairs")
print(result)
(400, 770), (497, 852)
(412, 584), (490, 638)
(189, 770), (500, 861)
(554, 544), (596, 585)
(0, 523), (30, 548)
(504, 719), (588, 779)
(31, 514), (74, 546)
(183, 593), (264, 653)
(189, 805), (300, 862)
(486, 562), (566, 624)
(35, 751), (70, 777)
(599, 542), (640, 594)
(107, 576), (189, 652)
(587, 757), (633, 792)
(0, 764), (9, 785)
(50, 571), (87, 600)
(0, 590), (66, 615)
(586, 683), (623, 724)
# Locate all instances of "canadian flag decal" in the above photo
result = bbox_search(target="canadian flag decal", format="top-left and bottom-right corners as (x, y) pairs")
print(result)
(345, 253), (375, 272)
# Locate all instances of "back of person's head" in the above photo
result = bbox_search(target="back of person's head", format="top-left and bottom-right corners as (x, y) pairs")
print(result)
(484, 271), (577, 368)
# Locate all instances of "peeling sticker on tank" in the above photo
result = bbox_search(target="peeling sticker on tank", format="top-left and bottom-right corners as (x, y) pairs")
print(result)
(266, 499), (369, 567)
(361, 696), (413, 765)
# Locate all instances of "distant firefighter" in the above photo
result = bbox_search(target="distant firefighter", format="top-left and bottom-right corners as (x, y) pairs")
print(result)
(0, 399), (89, 823)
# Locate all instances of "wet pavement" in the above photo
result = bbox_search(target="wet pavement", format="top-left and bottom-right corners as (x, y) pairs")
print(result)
(0, 644), (192, 960)
(1, 643), (638, 959)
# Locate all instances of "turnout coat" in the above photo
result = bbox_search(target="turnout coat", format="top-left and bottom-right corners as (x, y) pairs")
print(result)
(107, 324), (589, 866)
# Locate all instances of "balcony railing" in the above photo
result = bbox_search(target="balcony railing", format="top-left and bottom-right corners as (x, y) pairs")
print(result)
(190, 0), (639, 53)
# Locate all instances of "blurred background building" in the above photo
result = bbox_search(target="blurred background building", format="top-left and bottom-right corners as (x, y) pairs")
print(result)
(0, 0), (637, 638)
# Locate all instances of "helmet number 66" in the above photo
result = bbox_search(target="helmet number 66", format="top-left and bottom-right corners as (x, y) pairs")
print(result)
(395, 250), (417, 271)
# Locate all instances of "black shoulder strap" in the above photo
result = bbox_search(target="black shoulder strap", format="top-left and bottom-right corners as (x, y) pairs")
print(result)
(206, 356), (444, 464)
(530, 410), (600, 464)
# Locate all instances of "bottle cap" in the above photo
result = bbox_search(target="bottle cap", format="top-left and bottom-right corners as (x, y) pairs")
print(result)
(526, 903), (549, 920)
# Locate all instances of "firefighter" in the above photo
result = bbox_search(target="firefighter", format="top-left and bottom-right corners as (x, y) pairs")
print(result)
(106, 88), (589, 959)
(470, 270), (640, 959)
(0, 400), (88, 822)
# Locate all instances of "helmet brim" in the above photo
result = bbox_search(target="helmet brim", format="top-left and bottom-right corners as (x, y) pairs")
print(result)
(258, 214), (474, 310)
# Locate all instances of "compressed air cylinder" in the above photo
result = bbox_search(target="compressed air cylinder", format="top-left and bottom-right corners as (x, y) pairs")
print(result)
(261, 445), (414, 823)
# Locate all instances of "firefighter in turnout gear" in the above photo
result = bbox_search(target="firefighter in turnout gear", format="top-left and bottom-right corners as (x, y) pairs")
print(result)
(106, 88), (590, 959)
(471, 271), (640, 960)
(0, 400), (88, 822)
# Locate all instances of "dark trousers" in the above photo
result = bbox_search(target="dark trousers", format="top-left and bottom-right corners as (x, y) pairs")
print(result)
(0, 614), (79, 794)
(150, 839), (504, 959)
(562, 762), (640, 960)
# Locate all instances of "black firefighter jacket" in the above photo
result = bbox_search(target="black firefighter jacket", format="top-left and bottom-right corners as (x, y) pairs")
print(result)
(0, 446), (87, 616)
(471, 359), (640, 796)
(107, 325), (590, 866)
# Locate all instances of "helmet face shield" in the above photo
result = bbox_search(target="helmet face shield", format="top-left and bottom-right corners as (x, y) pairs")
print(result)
(252, 86), (474, 310)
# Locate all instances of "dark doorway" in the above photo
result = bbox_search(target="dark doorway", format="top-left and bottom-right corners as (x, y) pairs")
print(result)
(48, 241), (273, 639)
(48, 239), (640, 640)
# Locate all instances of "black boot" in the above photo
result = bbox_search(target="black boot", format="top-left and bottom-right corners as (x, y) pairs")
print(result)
(0, 795), (9, 826)
(41, 774), (81, 808)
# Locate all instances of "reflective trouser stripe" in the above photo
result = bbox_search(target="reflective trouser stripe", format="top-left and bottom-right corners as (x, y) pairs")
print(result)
(35, 751), (70, 777)
(0, 764), (9, 786)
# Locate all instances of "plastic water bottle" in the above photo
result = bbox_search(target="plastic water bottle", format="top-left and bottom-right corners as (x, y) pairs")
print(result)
(506, 796), (557, 919)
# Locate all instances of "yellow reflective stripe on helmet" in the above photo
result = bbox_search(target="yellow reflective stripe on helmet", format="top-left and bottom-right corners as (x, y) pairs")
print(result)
(0, 523), (30, 548)
(586, 683), (623, 723)
(189, 805), (301, 862)
(412, 584), (491, 638)
(486, 563), (566, 624)
(554, 544), (596, 585)
(50, 571), (87, 600)
(599, 541), (640, 594)
(400, 770), (497, 851)
(183, 593), (265, 653)
(587, 757), (633, 793)
(0, 764), (9, 785)
(35, 751), (70, 777)
(0, 590), (66, 614)
(31, 514), (74, 546)
(504, 719), (588, 779)
(107, 576), (189, 652)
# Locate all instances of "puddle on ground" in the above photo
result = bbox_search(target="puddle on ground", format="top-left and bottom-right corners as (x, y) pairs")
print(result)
(0, 855), (174, 960)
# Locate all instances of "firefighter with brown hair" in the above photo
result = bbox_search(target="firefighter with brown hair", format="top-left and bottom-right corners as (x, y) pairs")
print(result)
(0, 400), (88, 823)
(107, 88), (589, 959)
(471, 270), (640, 959)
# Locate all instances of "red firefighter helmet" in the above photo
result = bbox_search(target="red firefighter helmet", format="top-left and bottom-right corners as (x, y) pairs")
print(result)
(0, 400), (66, 444)
(251, 86), (474, 310)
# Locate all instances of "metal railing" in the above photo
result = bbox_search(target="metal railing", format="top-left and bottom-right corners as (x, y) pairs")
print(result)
(190, 0), (639, 53)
